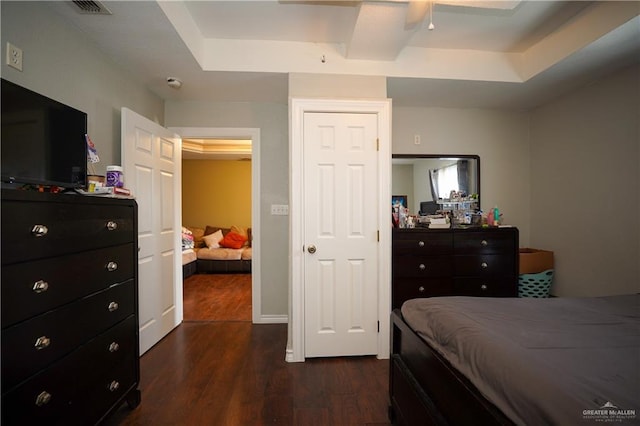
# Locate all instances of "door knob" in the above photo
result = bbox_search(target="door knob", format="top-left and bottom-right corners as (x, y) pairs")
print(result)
(307, 245), (317, 254)
(31, 224), (48, 237)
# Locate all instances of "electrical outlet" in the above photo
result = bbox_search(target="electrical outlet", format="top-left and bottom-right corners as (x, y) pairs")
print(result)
(271, 204), (289, 215)
(6, 42), (23, 71)
(414, 134), (421, 145)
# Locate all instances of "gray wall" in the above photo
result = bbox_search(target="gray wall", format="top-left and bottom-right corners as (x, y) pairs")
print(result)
(392, 107), (532, 244)
(0, 2), (165, 176)
(392, 164), (414, 210)
(529, 64), (640, 296)
(164, 101), (289, 315)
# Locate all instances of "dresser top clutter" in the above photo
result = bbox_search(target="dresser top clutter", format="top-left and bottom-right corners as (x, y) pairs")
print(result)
(1, 189), (141, 425)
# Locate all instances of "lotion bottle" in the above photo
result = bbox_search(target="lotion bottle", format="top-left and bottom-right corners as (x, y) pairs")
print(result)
(493, 205), (500, 226)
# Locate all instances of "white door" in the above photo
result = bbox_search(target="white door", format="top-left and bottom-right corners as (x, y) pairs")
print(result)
(303, 112), (379, 357)
(122, 108), (182, 355)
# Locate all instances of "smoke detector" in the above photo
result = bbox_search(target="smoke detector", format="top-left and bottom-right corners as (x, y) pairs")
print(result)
(167, 77), (183, 90)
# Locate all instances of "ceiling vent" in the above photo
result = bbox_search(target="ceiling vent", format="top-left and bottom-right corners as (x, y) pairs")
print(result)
(72, 0), (112, 15)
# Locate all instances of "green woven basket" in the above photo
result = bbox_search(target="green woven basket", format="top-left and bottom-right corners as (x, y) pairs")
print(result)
(518, 269), (554, 298)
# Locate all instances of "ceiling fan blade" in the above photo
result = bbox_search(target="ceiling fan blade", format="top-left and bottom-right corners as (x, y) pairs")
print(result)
(406, 0), (429, 28)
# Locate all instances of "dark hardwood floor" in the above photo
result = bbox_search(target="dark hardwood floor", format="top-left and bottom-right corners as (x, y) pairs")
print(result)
(183, 273), (252, 322)
(105, 274), (391, 425)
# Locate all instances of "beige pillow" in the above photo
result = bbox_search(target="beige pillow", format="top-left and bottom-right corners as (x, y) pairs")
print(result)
(230, 225), (247, 237)
(203, 229), (223, 249)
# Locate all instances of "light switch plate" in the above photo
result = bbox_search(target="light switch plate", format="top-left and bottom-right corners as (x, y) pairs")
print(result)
(271, 204), (289, 215)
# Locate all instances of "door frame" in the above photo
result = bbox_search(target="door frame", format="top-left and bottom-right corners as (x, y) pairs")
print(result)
(288, 98), (392, 362)
(169, 126), (263, 324)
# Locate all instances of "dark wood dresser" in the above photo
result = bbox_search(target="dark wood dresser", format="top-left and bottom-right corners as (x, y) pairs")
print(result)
(1, 189), (140, 425)
(392, 227), (519, 309)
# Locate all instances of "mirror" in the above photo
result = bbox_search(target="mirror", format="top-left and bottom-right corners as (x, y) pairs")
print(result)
(392, 154), (480, 216)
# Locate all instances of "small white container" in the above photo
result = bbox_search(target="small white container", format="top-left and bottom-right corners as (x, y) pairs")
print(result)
(106, 165), (124, 188)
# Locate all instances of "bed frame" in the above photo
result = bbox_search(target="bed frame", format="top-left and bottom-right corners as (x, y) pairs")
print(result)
(389, 309), (514, 426)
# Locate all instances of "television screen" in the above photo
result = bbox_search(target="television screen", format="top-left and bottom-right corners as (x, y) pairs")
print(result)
(1, 78), (87, 189)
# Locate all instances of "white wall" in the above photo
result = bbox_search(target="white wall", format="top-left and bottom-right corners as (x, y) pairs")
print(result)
(392, 107), (531, 244)
(0, 2), (164, 175)
(289, 73), (387, 100)
(164, 101), (289, 316)
(529, 64), (640, 296)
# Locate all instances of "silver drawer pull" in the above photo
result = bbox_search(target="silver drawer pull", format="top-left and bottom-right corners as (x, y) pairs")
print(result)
(481, 262), (488, 269)
(35, 391), (52, 407)
(106, 221), (118, 231)
(419, 263), (426, 270)
(109, 342), (120, 353)
(34, 336), (51, 350)
(108, 301), (119, 312)
(106, 261), (118, 272)
(31, 224), (48, 237)
(32, 280), (49, 293)
(481, 284), (488, 291)
(481, 240), (488, 246)
(108, 380), (120, 392)
(418, 286), (425, 292)
(417, 241), (425, 247)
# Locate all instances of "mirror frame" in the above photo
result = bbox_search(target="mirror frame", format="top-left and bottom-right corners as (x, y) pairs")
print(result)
(392, 154), (481, 211)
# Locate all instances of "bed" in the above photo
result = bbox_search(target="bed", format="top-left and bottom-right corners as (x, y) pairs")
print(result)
(389, 295), (640, 425)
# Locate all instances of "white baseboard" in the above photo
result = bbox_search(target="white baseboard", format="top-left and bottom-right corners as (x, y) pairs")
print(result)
(285, 348), (296, 363)
(254, 314), (288, 324)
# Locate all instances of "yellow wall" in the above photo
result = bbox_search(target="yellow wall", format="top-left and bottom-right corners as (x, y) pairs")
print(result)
(182, 159), (251, 229)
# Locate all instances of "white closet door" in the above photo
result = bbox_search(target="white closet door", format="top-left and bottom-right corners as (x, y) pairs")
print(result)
(303, 111), (380, 357)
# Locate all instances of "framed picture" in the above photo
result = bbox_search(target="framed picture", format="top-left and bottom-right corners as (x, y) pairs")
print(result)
(392, 195), (407, 208)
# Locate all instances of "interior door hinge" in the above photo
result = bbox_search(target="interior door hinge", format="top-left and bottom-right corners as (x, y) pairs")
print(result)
(377, 230), (380, 242)
(377, 321), (380, 332)
(376, 138), (379, 151)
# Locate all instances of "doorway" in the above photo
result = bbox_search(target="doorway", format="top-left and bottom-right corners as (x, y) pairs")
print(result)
(181, 154), (252, 322)
(170, 127), (261, 324)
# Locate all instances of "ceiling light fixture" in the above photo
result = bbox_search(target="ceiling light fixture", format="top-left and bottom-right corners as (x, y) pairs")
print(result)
(167, 77), (182, 89)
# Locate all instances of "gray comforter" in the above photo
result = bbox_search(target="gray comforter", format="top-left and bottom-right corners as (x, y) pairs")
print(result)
(401, 295), (640, 425)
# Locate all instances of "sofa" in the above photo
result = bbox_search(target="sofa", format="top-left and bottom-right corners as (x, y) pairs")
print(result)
(182, 225), (252, 277)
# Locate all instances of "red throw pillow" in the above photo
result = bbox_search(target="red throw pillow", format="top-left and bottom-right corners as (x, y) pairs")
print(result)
(219, 231), (248, 249)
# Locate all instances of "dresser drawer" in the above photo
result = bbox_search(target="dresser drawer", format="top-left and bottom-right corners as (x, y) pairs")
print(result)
(392, 227), (518, 309)
(453, 230), (516, 255)
(393, 278), (454, 307)
(75, 352), (138, 425)
(454, 277), (517, 297)
(393, 256), (453, 278)
(454, 254), (515, 277)
(1, 280), (135, 390)
(1, 200), (135, 264)
(393, 231), (452, 256)
(1, 316), (138, 426)
(2, 244), (135, 328)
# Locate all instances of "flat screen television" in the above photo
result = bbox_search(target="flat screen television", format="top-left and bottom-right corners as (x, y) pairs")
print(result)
(1, 78), (87, 189)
